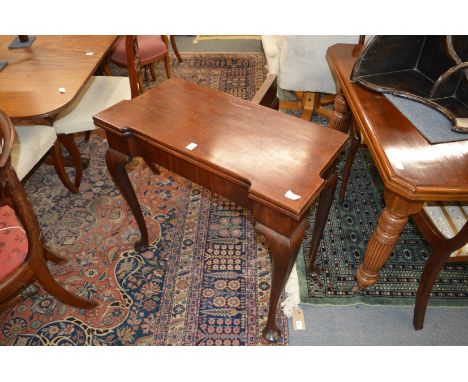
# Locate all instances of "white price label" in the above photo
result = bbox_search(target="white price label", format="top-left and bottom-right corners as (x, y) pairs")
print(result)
(285, 190), (301, 200)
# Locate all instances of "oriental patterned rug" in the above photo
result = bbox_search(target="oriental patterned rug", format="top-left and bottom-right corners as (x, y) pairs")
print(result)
(111, 52), (268, 101)
(0, 53), (288, 346)
(299, 145), (468, 307)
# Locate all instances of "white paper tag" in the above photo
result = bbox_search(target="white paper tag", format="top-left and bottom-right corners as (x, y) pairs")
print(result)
(285, 190), (301, 200)
(58, 87), (66, 93)
(86, 51), (94, 56)
(292, 306), (306, 331)
(185, 143), (198, 150)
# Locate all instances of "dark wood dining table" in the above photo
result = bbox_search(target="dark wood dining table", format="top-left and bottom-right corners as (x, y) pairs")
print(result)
(0, 35), (116, 125)
(93, 77), (349, 342)
(326, 43), (468, 290)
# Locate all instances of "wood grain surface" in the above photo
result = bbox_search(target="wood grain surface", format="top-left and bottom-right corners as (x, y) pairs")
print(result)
(0, 35), (116, 122)
(327, 43), (468, 201)
(94, 77), (348, 219)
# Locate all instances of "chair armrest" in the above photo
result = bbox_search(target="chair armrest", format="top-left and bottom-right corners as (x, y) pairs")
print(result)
(251, 74), (279, 110)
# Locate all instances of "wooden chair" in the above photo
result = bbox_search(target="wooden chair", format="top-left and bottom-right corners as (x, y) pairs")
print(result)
(412, 202), (468, 330)
(10, 119), (84, 195)
(278, 36), (365, 122)
(53, 35), (172, 192)
(0, 109), (97, 311)
(106, 35), (173, 82)
(52, 69), (132, 193)
(280, 91), (335, 122)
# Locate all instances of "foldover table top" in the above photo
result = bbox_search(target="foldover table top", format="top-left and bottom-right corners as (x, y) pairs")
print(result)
(327, 43), (468, 201)
(94, 77), (348, 219)
(0, 35), (116, 121)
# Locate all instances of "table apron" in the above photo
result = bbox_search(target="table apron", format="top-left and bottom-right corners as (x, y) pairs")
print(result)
(104, 129), (305, 237)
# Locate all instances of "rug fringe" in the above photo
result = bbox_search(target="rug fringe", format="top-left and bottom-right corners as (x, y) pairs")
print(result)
(194, 35), (261, 43)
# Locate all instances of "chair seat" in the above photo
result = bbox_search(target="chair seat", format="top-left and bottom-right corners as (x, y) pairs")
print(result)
(423, 201), (468, 258)
(110, 35), (168, 66)
(0, 205), (28, 282)
(11, 125), (57, 181)
(54, 76), (131, 135)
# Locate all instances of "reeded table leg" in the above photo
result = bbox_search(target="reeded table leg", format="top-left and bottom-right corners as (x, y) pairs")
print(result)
(105, 147), (149, 252)
(329, 90), (351, 134)
(354, 192), (423, 290)
(255, 219), (308, 343)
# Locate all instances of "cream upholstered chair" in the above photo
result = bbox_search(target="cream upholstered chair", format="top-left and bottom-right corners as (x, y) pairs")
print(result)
(261, 35), (361, 121)
(12, 123), (91, 193)
(52, 75), (131, 192)
(53, 35), (163, 192)
(10, 125), (57, 182)
(412, 202), (468, 330)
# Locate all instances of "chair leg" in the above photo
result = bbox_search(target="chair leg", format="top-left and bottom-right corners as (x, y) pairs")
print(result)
(0, 285), (38, 312)
(101, 60), (113, 76)
(0, 271), (33, 307)
(413, 246), (452, 330)
(314, 94), (336, 120)
(149, 63), (157, 82)
(52, 135), (83, 193)
(279, 92), (317, 122)
(34, 259), (97, 309)
(339, 120), (361, 205)
(84, 131), (92, 142)
(163, 52), (173, 79)
(170, 35), (183, 63)
(300, 92), (317, 122)
(44, 247), (67, 265)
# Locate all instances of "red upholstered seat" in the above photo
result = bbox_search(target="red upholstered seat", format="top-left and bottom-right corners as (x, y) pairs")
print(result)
(0, 205), (28, 281)
(110, 35), (168, 66)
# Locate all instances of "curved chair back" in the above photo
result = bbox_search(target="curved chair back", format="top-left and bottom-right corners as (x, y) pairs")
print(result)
(0, 108), (96, 310)
(0, 110), (14, 168)
(0, 110), (46, 271)
(0, 110), (43, 290)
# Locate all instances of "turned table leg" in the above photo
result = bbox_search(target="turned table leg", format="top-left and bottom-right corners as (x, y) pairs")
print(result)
(105, 147), (149, 252)
(354, 192), (423, 290)
(255, 219), (308, 343)
(329, 90), (351, 134)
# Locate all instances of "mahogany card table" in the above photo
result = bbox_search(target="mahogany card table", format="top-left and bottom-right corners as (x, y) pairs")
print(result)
(93, 77), (348, 342)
